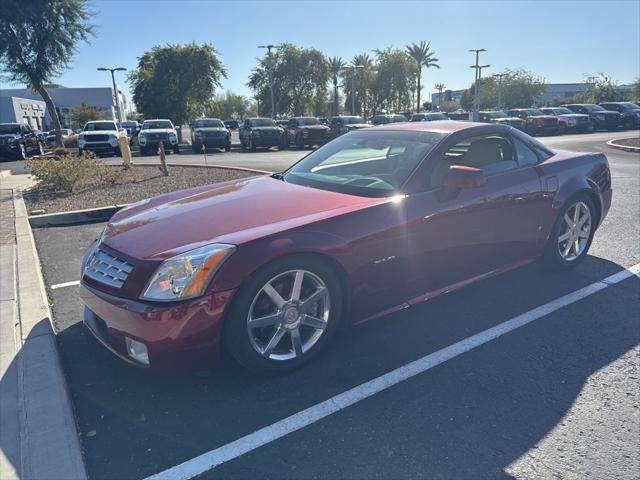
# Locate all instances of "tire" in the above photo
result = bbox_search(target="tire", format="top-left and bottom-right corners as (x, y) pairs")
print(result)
(557, 124), (566, 135)
(224, 255), (343, 375)
(139, 147), (146, 156)
(586, 122), (595, 133)
(225, 143), (231, 152)
(17, 143), (27, 160)
(541, 194), (597, 271)
(36, 141), (44, 156)
(296, 134), (304, 149)
(174, 146), (180, 154)
(249, 136), (255, 151)
(192, 142), (200, 153)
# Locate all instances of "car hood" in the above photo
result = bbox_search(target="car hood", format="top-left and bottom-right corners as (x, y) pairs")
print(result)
(83, 130), (117, 135)
(251, 126), (281, 131)
(298, 125), (329, 130)
(345, 124), (371, 129)
(102, 175), (382, 260)
(140, 128), (175, 134)
(193, 127), (227, 132)
(556, 113), (589, 118)
(494, 117), (523, 122)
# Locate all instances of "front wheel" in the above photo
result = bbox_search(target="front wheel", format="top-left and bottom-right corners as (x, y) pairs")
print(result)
(17, 143), (27, 160)
(542, 195), (596, 270)
(224, 256), (343, 375)
(557, 124), (566, 135)
(173, 145), (180, 154)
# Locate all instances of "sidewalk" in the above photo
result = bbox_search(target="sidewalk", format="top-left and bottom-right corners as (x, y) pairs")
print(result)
(0, 174), (86, 479)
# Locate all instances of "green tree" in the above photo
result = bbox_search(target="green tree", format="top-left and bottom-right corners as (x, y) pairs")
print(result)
(70, 101), (102, 127)
(248, 43), (329, 117)
(207, 91), (252, 120)
(584, 73), (619, 103)
(405, 41), (440, 113)
(129, 43), (226, 130)
(368, 48), (417, 114)
(328, 56), (346, 116)
(0, 0), (94, 147)
(459, 69), (545, 110)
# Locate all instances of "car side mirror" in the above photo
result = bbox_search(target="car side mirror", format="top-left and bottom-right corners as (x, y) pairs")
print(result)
(443, 165), (486, 189)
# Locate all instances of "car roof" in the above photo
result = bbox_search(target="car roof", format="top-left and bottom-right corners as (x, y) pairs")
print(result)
(195, 118), (223, 121)
(291, 116), (318, 120)
(143, 118), (171, 121)
(371, 120), (485, 133)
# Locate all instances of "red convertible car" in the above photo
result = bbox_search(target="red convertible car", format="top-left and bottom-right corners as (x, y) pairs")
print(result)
(80, 121), (612, 374)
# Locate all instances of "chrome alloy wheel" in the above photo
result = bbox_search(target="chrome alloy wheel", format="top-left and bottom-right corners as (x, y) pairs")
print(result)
(557, 201), (592, 261)
(247, 270), (330, 361)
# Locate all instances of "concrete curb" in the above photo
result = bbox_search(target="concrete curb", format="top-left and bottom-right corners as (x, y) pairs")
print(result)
(606, 138), (640, 153)
(27, 163), (271, 227)
(13, 190), (87, 479)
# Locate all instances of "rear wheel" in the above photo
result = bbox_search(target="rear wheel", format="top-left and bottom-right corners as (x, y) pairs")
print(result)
(225, 256), (343, 375)
(17, 143), (27, 160)
(542, 194), (596, 270)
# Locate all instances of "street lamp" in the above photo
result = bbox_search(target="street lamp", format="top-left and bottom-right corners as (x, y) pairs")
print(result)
(468, 49), (488, 121)
(97, 67), (126, 123)
(343, 64), (365, 115)
(258, 45), (278, 118)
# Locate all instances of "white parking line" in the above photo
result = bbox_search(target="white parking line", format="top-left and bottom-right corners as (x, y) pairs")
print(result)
(50, 280), (80, 290)
(145, 263), (640, 480)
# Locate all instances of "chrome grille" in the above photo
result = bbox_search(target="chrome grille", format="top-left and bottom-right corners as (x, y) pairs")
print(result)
(85, 134), (109, 142)
(84, 249), (133, 288)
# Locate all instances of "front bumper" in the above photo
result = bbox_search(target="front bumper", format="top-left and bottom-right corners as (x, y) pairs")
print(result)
(0, 143), (19, 155)
(194, 136), (230, 148)
(530, 124), (559, 135)
(591, 117), (619, 130)
(81, 142), (118, 154)
(80, 283), (235, 371)
(251, 135), (282, 147)
(140, 139), (178, 149)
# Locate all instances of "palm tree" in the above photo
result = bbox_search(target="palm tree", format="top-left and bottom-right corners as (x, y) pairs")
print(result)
(434, 83), (446, 110)
(406, 41), (440, 113)
(329, 56), (345, 116)
(353, 53), (375, 118)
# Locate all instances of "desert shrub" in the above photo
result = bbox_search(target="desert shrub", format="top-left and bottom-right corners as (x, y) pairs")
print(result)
(26, 152), (105, 193)
(96, 163), (123, 185)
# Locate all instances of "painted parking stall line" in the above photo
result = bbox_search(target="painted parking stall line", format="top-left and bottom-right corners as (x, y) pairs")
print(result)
(145, 263), (640, 480)
(50, 280), (81, 290)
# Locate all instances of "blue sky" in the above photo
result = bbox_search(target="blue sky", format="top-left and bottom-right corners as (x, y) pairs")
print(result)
(3, 0), (639, 106)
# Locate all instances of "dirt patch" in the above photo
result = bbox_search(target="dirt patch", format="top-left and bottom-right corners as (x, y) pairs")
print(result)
(24, 165), (259, 214)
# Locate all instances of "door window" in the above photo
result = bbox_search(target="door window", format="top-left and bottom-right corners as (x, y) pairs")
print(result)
(513, 137), (539, 167)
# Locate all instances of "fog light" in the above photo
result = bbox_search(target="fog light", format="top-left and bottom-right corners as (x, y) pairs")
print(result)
(125, 337), (149, 365)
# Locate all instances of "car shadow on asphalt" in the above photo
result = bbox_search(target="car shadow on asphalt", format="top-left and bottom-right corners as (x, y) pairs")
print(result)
(2, 255), (638, 479)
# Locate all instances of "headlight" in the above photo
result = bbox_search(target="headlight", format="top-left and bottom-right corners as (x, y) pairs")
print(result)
(253, 130), (261, 136)
(568, 118), (577, 126)
(108, 134), (118, 147)
(78, 134), (86, 146)
(597, 114), (605, 120)
(138, 133), (146, 143)
(194, 130), (202, 137)
(140, 244), (235, 301)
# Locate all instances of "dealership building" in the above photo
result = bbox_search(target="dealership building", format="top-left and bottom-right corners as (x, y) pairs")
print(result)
(0, 85), (127, 129)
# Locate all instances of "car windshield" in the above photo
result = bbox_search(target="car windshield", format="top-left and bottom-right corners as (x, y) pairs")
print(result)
(0, 125), (21, 134)
(411, 114), (425, 121)
(84, 122), (117, 131)
(283, 130), (445, 197)
(297, 118), (320, 126)
(617, 102), (640, 111)
(342, 116), (365, 125)
(194, 119), (224, 128)
(429, 113), (449, 120)
(143, 121), (173, 129)
(488, 111), (508, 118)
(249, 119), (276, 127)
(530, 109), (545, 116)
(554, 108), (574, 115)
(584, 105), (605, 112)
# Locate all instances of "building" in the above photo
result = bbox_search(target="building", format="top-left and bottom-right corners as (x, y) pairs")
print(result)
(0, 97), (47, 130)
(0, 85), (127, 129)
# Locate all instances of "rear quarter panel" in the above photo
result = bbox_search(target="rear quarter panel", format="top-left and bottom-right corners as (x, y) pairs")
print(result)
(536, 149), (612, 240)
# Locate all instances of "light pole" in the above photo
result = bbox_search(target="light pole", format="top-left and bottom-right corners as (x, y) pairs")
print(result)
(468, 49), (488, 121)
(494, 72), (508, 110)
(258, 45), (278, 118)
(97, 67), (126, 123)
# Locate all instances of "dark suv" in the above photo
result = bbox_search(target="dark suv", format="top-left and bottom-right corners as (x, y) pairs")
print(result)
(505, 108), (561, 135)
(239, 118), (285, 150)
(328, 116), (370, 139)
(372, 114), (408, 125)
(478, 111), (525, 129)
(285, 117), (330, 148)
(0, 123), (44, 160)
(190, 118), (231, 152)
(539, 107), (592, 133)
(561, 104), (620, 131)
(598, 102), (640, 129)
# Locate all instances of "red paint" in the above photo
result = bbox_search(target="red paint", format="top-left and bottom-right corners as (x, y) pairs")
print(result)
(81, 122), (612, 371)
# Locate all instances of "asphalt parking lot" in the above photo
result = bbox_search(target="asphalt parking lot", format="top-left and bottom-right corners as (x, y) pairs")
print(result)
(31, 139), (639, 479)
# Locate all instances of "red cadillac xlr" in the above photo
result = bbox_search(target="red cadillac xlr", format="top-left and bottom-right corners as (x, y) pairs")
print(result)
(80, 121), (612, 374)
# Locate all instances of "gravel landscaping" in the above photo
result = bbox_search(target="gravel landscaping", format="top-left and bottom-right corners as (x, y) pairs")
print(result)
(24, 165), (259, 214)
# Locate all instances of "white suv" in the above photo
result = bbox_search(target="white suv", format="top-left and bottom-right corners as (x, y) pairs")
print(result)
(138, 119), (180, 155)
(78, 121), (124, 156)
